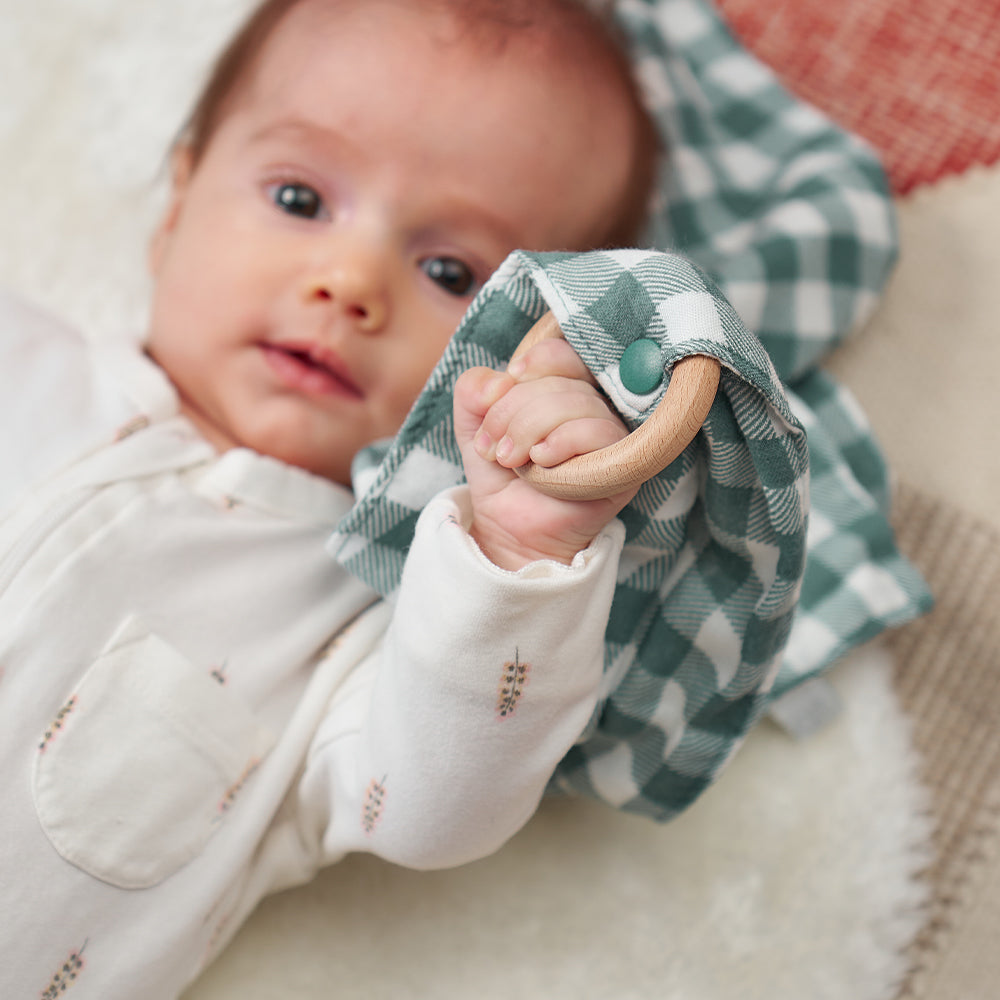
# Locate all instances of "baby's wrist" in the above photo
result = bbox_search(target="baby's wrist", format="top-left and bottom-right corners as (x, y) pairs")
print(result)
(469, 519), (590, 572)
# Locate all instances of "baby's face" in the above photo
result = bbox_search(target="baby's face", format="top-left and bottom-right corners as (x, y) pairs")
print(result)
(147, 0), (637, 484)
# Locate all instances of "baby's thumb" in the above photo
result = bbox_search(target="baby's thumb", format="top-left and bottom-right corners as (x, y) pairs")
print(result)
(452, 367), (512, 448)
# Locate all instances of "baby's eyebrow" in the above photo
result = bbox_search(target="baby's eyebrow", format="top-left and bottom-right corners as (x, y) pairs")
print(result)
(418, 202), (519, 251)
(245, 118), (356, 158)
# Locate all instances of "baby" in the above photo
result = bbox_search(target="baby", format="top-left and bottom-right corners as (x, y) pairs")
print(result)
(150, 0), (655, 567)
(0, 0), (656, 996)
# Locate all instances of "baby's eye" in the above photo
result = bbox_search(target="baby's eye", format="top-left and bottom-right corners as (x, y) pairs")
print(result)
(270, 182), (326, 220)
(420, 256), (478, 297)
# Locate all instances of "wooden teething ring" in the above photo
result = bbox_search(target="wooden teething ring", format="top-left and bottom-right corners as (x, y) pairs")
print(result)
(510, 311), (721, 501)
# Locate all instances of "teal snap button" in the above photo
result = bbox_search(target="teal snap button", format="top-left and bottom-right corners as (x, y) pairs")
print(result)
(619, 338), (663, 395)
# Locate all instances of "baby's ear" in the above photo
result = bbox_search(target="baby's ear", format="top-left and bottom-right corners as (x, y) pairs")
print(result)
(148, 145), (195, 275)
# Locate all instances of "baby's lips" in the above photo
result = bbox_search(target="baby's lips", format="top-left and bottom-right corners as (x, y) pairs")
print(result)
(259, 340), (366, 400)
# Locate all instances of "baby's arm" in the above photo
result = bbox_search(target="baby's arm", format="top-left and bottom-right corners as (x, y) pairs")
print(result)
(453, 338), (639, 570)
(298, 488), (625, 870)
(297, 342), (635, 870)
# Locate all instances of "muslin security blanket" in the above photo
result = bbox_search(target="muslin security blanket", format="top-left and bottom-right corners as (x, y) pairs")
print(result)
(329, 0), (931, 821)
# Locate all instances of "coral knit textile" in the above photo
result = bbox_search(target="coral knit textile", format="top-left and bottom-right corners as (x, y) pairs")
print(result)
(716, 0), (1000, 193)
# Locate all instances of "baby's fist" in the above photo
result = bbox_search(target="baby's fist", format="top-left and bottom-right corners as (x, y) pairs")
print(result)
(453, 338), (637, 570)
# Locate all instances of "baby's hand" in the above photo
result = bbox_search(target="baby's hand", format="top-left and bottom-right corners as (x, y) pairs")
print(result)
(453, 338), (639, 570)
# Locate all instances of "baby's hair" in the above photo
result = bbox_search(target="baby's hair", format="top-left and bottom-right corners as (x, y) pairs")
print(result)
(179, 0), (659, 247)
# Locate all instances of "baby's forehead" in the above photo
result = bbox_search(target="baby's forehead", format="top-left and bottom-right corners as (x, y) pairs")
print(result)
(190, 0), (654, 245)
(235, 0), (633, 96)
(227, 3), (619, 136)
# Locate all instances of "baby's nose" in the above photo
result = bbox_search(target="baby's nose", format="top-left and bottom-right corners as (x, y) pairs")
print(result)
(303, 251), (388, 331)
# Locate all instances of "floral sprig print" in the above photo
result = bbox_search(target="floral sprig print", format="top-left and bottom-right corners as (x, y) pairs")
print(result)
(41, 941), (87, 998)
(217, 758), (260, 814)
(497, 650), (529, 719)
(113, 415), (150, 442)
(39, 696), (78, 753)
(200, 907), (236, 971)
(362, 776), (387, 835)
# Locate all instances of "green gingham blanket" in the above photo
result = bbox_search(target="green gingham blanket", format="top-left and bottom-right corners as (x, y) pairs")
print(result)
(328, 0), (931, 822)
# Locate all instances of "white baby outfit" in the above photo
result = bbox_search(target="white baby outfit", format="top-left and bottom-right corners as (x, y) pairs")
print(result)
(0, 292), (624, 999)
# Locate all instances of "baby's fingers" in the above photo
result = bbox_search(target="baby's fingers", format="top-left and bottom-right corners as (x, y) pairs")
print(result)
(453, 367), (515, 446)
(507, 337), (597, 386)
(526, 416), (626, 469)
(480, 385), (624, 468)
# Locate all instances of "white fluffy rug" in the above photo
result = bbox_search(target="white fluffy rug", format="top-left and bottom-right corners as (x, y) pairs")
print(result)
(0, 3), (933, 997)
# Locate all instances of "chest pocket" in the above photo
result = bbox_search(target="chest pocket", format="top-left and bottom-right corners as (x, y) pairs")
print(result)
(32, 617), (275, 890)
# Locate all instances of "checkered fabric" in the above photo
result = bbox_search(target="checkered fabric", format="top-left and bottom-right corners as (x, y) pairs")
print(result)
(620, 0), (898, 384)
(329, 0), (932, 822)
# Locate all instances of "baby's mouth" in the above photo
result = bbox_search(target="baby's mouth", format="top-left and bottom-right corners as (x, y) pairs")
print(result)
(260, 342), (364, 399)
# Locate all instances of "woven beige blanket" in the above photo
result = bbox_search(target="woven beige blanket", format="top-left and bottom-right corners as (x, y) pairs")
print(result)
(889, 486), (1000, 999)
